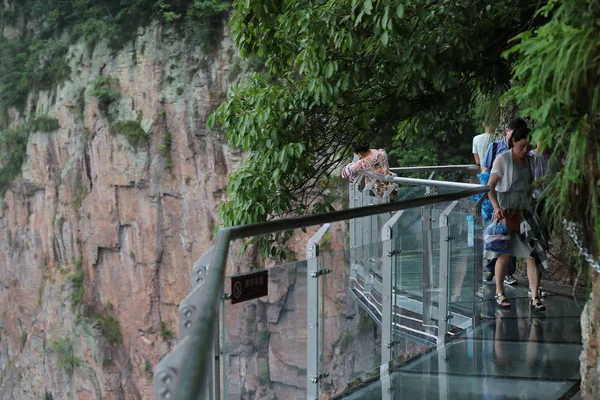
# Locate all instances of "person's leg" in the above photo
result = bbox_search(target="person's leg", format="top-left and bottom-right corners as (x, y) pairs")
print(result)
(526, 258), (545, 310)
(484, 258), (496, 282)
(495, 254), (511, 306)
(504, 256), (518, 285)
(507, 256), (517, 275)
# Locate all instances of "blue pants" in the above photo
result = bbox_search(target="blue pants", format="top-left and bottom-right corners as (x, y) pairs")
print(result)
(485, 256), (516, 275)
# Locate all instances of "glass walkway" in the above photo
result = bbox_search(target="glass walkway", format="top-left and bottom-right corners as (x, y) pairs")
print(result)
(344, 284), (582, 399)
(153, 165), (583, 400)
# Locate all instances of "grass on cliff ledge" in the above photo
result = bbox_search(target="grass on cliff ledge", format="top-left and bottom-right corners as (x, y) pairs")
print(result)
(0, 116), (59, 196)
(111, 120), (150, 149)
(93, 313), (122, 346)
(69, 258), (84, 307)
(91, 76), (121, 115)
(48, 338), (81, 376)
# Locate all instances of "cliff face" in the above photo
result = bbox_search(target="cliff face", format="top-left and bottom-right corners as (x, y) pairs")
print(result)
(0, 22), (243, 399)
(0, 19), (386, 399)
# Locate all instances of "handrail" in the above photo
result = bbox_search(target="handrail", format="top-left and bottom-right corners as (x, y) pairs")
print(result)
(390, 164), (479, 173)
(360, 170), (481, 190)
(175, 185), (489, 400)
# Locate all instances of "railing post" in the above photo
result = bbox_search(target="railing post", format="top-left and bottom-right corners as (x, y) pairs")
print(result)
(354, 176), (364, 265)
(307, 240), (319, 400)
(363, 180), (377, 270)
(438, 201), (458, 346)
(421, 205), (433, 327)
(380, 210), (403, 364)
(472, 194), (485, 325)
(381, 225), (393, 365)
(438, 215), (450, 346)
(349, 181), (355, 248)
(306, 224), (331, 400)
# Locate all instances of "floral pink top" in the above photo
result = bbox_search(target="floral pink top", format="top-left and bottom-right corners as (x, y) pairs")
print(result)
(342, 149), (394, 197)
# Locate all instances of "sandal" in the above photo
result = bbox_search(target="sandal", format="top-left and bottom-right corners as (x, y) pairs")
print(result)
(495, 293), (511, 308)
(530, 297), (546, 312)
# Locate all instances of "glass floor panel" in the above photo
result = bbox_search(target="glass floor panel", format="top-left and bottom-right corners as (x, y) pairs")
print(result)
(479, 286), (585, 319)
(338, 285), (583, 400)
(469, 316), (582, 344)
(343, 371), (576, 400)
(402, 339), (581, 381)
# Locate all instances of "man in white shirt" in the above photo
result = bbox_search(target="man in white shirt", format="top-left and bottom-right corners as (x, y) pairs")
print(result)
(472, 122), (493, 170)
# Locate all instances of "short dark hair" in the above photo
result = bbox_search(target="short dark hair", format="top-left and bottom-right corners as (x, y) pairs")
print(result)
(509, 127), (530, 148)
(507, 118), (527, 131)
(353, 143), (370, 153)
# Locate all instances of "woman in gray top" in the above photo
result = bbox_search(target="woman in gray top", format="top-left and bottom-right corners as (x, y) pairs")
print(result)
(487, 127), (546, 311)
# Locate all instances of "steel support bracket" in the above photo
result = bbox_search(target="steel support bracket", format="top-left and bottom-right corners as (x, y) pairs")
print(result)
(310, 269), (331, 278)
(310, 372), (330, 383)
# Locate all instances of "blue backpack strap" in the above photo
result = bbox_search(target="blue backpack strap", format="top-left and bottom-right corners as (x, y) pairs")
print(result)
(491, 142), (498, 165)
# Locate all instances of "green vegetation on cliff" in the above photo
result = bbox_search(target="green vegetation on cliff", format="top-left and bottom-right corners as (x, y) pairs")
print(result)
(111, 120), (150, 149)
(0, 38), (70, 113)
(0, 0), (232, 52)
(0, 0), (232, 114)
(212, 0), (540, 226)
(504, 0), (600, 256)
(0, 116), (59, 196)
(47, 338), (81, 375)
(0, 0), (232, 195)
(214, 0), (600, 260)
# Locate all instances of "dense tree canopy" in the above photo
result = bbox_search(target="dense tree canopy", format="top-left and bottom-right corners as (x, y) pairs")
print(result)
(505, 0), (600, 257)
(212, 0), (542, 227)
(0, 0), (231, 50)
(214, 0), (599, 261)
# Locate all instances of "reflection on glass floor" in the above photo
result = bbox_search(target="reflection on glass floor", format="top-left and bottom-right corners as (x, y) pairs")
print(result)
(341, 285), (583, 400)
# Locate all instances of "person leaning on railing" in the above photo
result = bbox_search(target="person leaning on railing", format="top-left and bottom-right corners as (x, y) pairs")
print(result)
(485, 127), (549, 312)
(341, 143), (396, 198)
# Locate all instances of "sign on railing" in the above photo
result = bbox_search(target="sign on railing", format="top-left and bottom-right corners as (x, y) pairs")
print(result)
(230, 270), (269, 304)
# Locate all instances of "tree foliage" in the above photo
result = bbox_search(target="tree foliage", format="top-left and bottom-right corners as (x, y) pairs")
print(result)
(0, 116), (60, 196)
(0, 0), (232, 51)
(0, 0), (233, 114)
(0, 38), (70, 112)
(504, 0), (600, 257)
(213, 0), (541, 227)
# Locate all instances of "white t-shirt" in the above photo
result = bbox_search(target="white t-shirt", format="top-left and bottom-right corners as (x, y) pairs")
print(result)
(472, 133), (493, 168)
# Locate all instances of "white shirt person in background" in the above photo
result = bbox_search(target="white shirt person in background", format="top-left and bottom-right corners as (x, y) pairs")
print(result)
(472, 122), (494, 170)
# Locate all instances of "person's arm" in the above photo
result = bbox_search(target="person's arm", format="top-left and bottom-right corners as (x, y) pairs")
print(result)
(341, 158), (367, 181)
(481, 143), (493, 173)
(488, 172), (504, 221)
(472, 137), (479, 165)
(488, 155), (506, 220)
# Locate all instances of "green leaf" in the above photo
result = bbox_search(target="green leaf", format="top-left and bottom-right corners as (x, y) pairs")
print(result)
(381, 31), (389, 46)
(364, 0), (373, 15)
(396, 4), (405, 18)
(206, 113), (216, 129)
(326, 63), (334, 78)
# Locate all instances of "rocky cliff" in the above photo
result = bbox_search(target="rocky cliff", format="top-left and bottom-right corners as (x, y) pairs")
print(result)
(0, 20), (387, 400)
(0, 22), (246, 399)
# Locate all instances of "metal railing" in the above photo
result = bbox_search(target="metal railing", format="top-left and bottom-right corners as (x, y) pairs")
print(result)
(155, 164), (488, 400)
